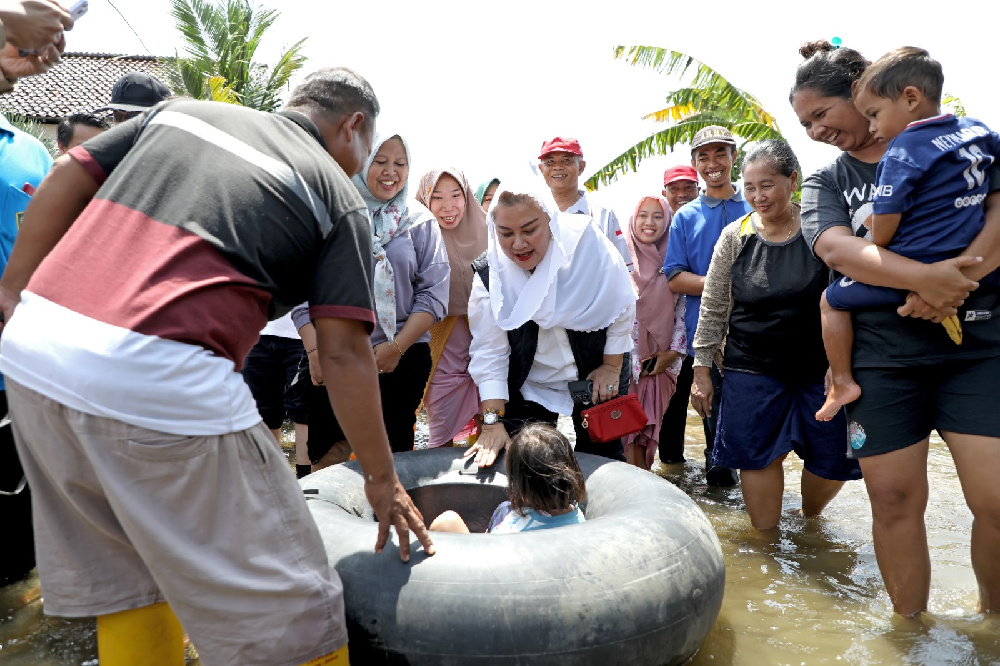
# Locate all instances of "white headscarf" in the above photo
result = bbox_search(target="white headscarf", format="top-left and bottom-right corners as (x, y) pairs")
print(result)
(484, 170), (636, 332)
(352, 131), (435, 340)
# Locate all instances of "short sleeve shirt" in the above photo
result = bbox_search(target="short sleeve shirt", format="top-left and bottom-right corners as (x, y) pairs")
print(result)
(801, 152), (1000, 368)
(0, 100), (375, 435)
(663, 188), (752, 355)
(0, 115), (52, 390)
(874, 115), (1000, 263)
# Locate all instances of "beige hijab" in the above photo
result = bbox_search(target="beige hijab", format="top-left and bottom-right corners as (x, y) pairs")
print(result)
(416, 168), (488, 316)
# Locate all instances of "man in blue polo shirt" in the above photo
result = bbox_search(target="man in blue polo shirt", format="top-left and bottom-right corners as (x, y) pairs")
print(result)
(0, 113), (52, 584)
(663, 126), (751, 486)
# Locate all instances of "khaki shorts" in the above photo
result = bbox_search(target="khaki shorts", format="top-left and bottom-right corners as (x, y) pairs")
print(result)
(7, 379), (347, 666)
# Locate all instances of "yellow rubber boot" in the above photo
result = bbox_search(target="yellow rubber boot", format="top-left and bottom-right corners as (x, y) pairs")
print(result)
(301, 644), (350, 664)
(97, 602), (185, 666)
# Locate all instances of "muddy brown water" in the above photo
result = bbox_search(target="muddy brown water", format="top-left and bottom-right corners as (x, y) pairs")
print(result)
(2, 412), (998, 665)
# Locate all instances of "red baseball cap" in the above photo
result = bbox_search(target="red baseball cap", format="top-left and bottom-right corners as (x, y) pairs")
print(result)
(663, 165), (699, 186)
(538, 137), (583, 159)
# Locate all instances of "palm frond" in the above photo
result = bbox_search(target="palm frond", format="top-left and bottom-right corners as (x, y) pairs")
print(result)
(169, 0), (308, 111)
(584, 116), (726, 190)
(585, 45), (789, 191)
(943, 93), (966, 117)
(642, 103), (700, 123)
(208, 75), (241, 104)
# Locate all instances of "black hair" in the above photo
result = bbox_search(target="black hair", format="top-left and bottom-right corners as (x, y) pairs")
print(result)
(743, 139), (800, 181)
(286, 67), (380, 127)
(56, 112), (109, 148)
(505, 423), (586, 515)
(855, 46), (943, 103)
(789, 40), (871, 103)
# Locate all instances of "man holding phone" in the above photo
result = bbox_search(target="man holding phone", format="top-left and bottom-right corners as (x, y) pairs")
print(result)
(0, 0), (76, 87)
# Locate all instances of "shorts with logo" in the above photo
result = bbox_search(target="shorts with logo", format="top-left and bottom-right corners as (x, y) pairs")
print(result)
(845, 354), (1000, 458)
(6, 379), (347, 666)
(825, 276), (905, 311)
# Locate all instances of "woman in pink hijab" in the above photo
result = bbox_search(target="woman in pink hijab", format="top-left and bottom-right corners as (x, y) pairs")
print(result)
(416, 168), (489, 446)
(624, 195), (688, 469)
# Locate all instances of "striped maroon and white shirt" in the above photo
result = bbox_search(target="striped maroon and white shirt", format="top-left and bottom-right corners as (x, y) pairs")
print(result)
(0, 100), (375, 435)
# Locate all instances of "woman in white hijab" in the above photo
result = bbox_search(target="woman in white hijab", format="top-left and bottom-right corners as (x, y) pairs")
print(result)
(465, 173), (637, 467)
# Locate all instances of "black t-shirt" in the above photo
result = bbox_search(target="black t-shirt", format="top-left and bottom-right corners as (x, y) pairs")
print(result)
(801, 152), (1000, 367)
(723, 221), (830, 382)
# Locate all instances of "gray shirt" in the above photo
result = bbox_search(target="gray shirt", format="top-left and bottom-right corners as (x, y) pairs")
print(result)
(292, 219), (450, 346)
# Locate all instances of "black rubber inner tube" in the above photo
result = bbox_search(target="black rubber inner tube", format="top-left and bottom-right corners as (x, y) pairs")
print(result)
(302, 448), (725, 665)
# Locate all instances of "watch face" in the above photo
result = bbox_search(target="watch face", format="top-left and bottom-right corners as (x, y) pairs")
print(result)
(484, 412), (499, 425)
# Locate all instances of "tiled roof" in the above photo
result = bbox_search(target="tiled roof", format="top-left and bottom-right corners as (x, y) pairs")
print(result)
(0, 52), (174, 123)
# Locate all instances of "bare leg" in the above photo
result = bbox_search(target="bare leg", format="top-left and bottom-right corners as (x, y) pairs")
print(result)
(740, 454), (787, 530)
(294, 423), (309, 466)
(800, 469), (845, 517)
(942, 431), (1000, 613)
(859, 439), (930, 617)
(269, 428), (282, 442)
(817, 292), (862, 421)
(428, 510), (471, 533)
(311, 439), (352, 472)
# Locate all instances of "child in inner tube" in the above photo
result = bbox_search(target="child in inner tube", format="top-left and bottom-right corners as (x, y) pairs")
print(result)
(429, 423), (586, 533)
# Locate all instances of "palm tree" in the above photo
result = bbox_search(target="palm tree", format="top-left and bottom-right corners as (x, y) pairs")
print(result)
(168, 0), (306, 112)
(585, 46), (785, 191)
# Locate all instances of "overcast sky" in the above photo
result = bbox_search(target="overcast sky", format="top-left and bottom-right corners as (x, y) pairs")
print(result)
(70, 0), (1000, 215)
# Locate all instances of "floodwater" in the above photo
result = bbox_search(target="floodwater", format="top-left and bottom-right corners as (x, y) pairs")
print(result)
(2, 412), (999, 665)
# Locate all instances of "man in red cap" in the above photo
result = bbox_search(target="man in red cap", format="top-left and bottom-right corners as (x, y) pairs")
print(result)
(657, 164), (701, 466)
(537, 136), (632, 271)
(662, 165), (700, 214)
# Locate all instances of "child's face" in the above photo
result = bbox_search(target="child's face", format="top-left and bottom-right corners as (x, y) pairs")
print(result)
(854, 86), (918, 144)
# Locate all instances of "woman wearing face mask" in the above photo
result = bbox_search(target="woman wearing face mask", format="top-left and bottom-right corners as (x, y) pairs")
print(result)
(464, 174), (636, 469)
(297, 132), (449, 466)
(790, 40), (1000, 616)
(415, 168), (488, 447)
(622, 195), (686, 469)
(692, 140), (862, 531)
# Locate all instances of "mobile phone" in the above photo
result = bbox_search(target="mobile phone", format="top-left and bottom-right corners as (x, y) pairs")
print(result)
(640, 356), (657, 376)
(568, 379), (593, 404)
(18, 1), (88, 57)
(69, 0), (89, 19)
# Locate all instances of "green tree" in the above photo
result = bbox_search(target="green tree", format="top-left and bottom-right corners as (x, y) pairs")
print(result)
(585, 46), (785, 191)
(168, 0), (306, 112)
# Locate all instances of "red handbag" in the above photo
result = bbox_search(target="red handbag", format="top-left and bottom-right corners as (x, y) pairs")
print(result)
(580, 394), (648, 443)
